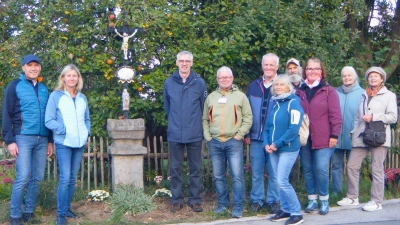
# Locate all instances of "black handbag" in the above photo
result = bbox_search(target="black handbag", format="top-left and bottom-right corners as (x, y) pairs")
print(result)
(361, 95), (386, 147)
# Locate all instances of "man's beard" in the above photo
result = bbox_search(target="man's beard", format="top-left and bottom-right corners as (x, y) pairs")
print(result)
(290, 74), (302, 83)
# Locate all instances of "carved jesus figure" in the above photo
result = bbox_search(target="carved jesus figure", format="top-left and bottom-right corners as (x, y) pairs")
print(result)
(115, 29), (138, 60)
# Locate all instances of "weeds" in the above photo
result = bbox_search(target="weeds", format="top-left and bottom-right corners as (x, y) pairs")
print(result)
(108, 184), (156, 223)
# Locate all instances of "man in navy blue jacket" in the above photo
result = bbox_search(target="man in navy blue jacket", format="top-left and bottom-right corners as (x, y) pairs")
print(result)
(244, 53), (280, 213)
(2, 54), (53, 225)
(163, 51), (207, 213)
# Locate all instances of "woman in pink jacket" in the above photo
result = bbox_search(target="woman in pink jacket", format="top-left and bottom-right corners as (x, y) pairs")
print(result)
(295, 57), (342, 215)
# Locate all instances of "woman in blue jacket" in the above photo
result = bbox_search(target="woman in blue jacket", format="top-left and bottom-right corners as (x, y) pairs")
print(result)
(264, 74), (304, 225)
(332, 66), (364, 195)
(45, 64), (90, 225)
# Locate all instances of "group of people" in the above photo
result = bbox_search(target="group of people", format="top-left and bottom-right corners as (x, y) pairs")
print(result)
(2, 51), (397, 225)
(2, 54), (90, 225)
(163, 50), (398, 225)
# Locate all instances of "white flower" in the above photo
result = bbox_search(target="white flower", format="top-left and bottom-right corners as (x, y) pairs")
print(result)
(151, 188), (172, 198)
(88, 190), (110, 202)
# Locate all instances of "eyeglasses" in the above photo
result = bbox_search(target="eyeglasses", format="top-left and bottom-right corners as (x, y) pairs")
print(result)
(217, 76), (233, 80)
(178, 60), (191, 64)
(306, 68), (321, 72)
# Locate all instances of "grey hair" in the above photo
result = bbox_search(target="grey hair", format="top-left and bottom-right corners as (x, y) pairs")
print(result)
(341, 66), (359, 83)
(176, 51), (193, 61)
(261, 53), (279, 66)
(270, 74), (295, 96)
(216, 66), (233, 77)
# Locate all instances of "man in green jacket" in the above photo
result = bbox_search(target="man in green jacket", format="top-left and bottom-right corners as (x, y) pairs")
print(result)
(202, 66), (252, 218)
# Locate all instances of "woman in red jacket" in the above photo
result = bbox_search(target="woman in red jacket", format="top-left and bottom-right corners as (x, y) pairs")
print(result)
(295, 58), (342, 215)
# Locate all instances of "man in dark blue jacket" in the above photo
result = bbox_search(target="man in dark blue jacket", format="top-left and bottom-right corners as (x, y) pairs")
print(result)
(163, 51), (207, 213)
(244, 53), (280, 213)
(2, 54), (53, 225)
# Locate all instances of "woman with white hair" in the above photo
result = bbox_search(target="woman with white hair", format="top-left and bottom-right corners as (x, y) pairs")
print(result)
(264, 74), (304, 225)
(337, 67), (397, 212)
(331, 66), (364, 196)
(45, 64), (90, 225)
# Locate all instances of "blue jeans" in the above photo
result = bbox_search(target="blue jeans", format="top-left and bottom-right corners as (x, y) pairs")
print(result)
(208, 138), (245, 210)
(56, 144), (84, 216)
(249, 140), (278, 206)
(300, 140), (334, 200)
(10, 135), (48, 218)
(168, 141), (202, 205)
(268, 150), (302, 215)
(331, 149), (350, 193)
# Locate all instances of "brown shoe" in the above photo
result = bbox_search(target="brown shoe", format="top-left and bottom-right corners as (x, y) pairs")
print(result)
(170, 203), (183, 212)
(189, 203), (203, 212)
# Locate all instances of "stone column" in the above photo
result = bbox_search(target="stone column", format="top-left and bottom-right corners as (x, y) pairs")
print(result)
(107, 118), (147, 191)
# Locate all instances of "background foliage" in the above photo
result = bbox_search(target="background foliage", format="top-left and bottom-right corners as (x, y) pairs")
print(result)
(0, 0), (399, 137)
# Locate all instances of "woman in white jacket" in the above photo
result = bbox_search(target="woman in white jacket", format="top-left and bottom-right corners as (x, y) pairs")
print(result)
(45, 64), (90, 225)
(337, 67), (397, 212)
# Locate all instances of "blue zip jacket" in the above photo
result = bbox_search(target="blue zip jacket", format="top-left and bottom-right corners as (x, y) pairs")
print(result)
(2, 74), (51, 145)
(246, 78), (273, 140)
(163, 69), (207, 143)
(336, 83), (364, 150)
(263, 94), (304, 152)
(45, 90), (90, 148)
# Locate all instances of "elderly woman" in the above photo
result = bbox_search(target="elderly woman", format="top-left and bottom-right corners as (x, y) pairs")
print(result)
(264, 74), (304, 225)
(332, 66), (364, 196)
(337, 67), (397, 211)
(45, 64), (90, 225)
(295, 57), (342, 215)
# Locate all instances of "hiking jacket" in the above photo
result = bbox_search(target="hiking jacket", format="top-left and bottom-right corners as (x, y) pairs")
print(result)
(351, 86), (397, 147)
(202, 85), (253, 142)
(336, 83), (364, 150)
(163, 69), (207, 143)
(2, 74), (51, 145)
(263, 94), (304, 153)
(45, 90), (90, 148)
(296, 82), (342, 149)
(246, 78), (273, 140)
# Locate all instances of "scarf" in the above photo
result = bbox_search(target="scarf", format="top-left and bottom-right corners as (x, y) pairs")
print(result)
(305, 76), (321, 89)
(341, 82), (356, 94)
(366, 83), (384, 97)
(271, 92), (291, 100)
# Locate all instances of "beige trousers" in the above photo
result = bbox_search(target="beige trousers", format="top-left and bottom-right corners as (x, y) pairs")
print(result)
(346, 146), (387, 203)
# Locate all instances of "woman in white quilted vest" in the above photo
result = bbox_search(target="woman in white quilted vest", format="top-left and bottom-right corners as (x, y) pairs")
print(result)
(45, 64), (90, 225)
(337, 67), (397, 212)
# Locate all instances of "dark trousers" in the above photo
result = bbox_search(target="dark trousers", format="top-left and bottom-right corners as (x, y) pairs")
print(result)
(169, 141), (203, 205)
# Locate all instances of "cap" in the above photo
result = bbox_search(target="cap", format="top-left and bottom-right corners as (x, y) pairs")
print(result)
(22, 54), (41, 65)
(286, 58), (300, 67)
(365, 67), (386, 82)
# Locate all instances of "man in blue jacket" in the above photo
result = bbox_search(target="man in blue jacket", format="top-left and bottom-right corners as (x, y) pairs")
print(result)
(244, 53), (280, 213)
(163, 51), (207, 213)
(2, 54), (53, 225)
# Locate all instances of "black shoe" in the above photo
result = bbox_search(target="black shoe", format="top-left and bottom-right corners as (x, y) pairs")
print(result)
(270, 210), (290, 222)
(189, 203), (203, 212)
(9, 217), (23, 225)
(170, 203), (183, 212)
(66, 209), (80, 218)
(22, 212), (34, 222)
(56, 216), (67, 225)
(250, 202), (262, 212)
(285, 215), (304, 225)
(268, 202), (280, 214)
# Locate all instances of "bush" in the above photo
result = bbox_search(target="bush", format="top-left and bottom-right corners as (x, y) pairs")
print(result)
(108, 184), (156, 223)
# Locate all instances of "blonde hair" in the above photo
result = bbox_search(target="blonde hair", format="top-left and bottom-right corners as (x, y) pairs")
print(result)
(271, 74), (295, 96)
(55, 64), (83, 93)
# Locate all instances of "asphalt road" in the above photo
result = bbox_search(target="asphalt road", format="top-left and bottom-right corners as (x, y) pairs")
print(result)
(175, 199), (400, 225)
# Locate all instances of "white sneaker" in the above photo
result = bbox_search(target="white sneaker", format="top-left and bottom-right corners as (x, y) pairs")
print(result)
(337, 197), (359, 206)
(362, 201), (382, 212)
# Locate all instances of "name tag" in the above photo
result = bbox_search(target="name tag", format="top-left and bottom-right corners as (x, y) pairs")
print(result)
(218, 96), (227, 104)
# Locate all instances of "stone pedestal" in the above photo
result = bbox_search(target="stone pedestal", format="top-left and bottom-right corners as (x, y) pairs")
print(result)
(107, 118), (147, 191)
